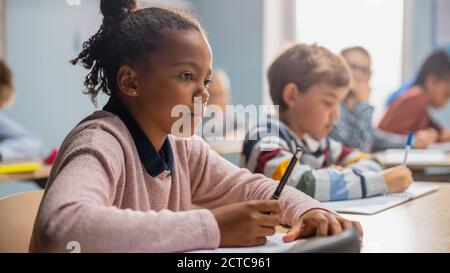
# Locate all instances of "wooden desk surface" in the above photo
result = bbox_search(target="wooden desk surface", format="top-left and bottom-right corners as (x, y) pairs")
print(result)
(280, 181), (450, 252)
(0, 160), (52, 183)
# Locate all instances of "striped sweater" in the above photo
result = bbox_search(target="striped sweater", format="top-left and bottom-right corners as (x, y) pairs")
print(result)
(240, 119), (387, 202)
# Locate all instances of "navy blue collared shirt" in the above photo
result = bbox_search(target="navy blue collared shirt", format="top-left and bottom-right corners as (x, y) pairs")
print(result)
(103, 96), (174, 177)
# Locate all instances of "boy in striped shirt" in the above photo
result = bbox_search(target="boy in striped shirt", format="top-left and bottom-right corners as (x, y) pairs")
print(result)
(240, 44), (413, 202)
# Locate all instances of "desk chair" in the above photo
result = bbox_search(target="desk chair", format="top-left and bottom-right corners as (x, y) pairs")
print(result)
(0, 190), (44, 252)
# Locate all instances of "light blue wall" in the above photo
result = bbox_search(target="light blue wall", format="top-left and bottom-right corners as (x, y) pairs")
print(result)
(408, 0), (450, 127)
(192, 0), (264, 107)
(4, 0), (265, 154)
(4, 0), (105, 153)
(408, 0), (434, 74)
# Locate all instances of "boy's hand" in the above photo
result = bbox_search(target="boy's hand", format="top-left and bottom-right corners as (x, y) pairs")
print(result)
(352, 81), (371, 102)
(382, 165), (413, 193)
(283, 209), (363, 242)
(212, 200), (281, 247)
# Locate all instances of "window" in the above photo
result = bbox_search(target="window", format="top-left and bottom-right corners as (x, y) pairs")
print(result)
(296, 0), (404, 122)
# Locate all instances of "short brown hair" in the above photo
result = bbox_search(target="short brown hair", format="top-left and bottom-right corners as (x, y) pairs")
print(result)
(341, 46), (371, 60)
(268, 44), (350, 111)
(0, 59), (14, 107)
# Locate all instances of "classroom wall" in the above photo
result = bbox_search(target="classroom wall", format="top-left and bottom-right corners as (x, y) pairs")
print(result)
(4, 0), (105, 153)
(405, 0), (450, 128)
(0, 0), (5, 57)
(3, 0), (448, 154)
(192, 0), (264, 107)
(3, 0), (265, 153)
(403, 0), (434, 78)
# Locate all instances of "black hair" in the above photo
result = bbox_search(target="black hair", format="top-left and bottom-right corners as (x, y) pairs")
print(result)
(71, 0), (204, 105)
(0, 59), (13, 89)
(415, 49), (450, 87)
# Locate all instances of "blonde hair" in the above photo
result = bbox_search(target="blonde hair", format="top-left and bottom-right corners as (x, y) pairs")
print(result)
(268, 44), (350, 111)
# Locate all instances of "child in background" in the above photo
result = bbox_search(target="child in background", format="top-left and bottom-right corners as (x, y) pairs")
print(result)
(379, 49), (450, 142)
(330, 46), (435, 152)
(0, 59), (43, 161)
(241, 44), (413, 202)
(30, 1), (360, 253)
(201, 69), (248, 141)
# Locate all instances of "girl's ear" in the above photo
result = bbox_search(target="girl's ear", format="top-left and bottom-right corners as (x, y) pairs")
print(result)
(117, 65), (139, 97)
(282, 83), (300, 109)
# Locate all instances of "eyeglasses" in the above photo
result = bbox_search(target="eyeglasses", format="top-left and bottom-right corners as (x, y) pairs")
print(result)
(348, 63), (371, 77)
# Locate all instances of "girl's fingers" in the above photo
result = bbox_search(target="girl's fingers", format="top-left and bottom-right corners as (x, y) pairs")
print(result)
(283, 221), (303, 242)
(326, 214), (343, 235)
(258, 213), (281, 227)
(253, 236), (267, 246)
(251, 200), (282, 214)
(257, 226), (276, 237)
(352, 221), (364, 237)
(316, 216), (329, 237)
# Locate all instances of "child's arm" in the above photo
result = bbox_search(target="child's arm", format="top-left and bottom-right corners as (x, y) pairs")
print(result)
(32, 132), (220, 253)
(188, 137), (327, 228)
(337, 141), (412, 195)
(329, 101), (374, 152)
(0, 112), (43, 160)
(371, 128), (407, 152)
(241, 137), (386, 202)
(188, 138), (364, 242)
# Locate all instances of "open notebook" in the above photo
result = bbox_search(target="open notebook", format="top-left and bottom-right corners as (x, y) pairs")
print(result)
(188, 233), (299, 253)
(322, 183), (438, 215)
(187, 228), (361, 253)
(381, 149), (447, 165)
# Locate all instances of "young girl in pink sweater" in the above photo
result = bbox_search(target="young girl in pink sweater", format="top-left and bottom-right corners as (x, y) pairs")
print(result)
(30, 0), (361, 252)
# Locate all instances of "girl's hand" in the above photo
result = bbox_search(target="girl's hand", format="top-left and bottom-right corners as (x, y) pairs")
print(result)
(283, 209), (363, 242)
(440, 129), (450, 142)
(212, 200), (281, 247)
(414, 128), (439, 148)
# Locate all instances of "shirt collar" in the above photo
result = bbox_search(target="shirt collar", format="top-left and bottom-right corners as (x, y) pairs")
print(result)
(103, 96), (173, 177)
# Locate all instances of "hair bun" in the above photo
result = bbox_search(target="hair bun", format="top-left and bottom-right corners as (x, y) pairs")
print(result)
(100, 0), (137, 22)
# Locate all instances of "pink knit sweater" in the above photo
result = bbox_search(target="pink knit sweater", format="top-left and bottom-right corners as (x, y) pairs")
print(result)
(30, 110), (325, 253)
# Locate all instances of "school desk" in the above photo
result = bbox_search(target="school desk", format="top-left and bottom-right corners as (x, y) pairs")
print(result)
(0, 160), (52, 185)
(376, 152), (450, 182)
(376, 151), (450, 170)
(278, 181), (450, 252)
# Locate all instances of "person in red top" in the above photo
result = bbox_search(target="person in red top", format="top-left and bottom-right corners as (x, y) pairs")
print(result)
(379, 49), (450, 142)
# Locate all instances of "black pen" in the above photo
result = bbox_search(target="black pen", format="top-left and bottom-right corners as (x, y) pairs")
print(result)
(271, 147), (303, 200)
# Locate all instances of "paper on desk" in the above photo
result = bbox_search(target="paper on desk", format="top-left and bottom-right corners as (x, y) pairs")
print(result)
(322, 183), (438, 215)
(382, 149), (447, 164)
(428, 143), (450, 152)
(188, 233), (299, 253)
